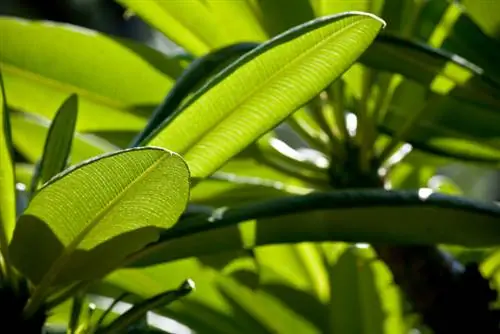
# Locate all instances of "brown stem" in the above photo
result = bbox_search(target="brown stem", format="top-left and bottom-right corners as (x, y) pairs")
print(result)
(331, 144), (499, 333)
(375, 245), (499, 333)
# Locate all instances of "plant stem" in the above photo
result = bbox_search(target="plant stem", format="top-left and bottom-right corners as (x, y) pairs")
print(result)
(349, 170), (499, 333)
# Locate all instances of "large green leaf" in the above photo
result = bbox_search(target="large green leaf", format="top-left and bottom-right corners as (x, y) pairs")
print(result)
(126, 190), (500, 268)
(133, 43), (259, 146)
(9, 147), (189, 292)
(360, 35), (500, 163)
(146, 12), (385, 178)
(116, 0), (267, 56)
(0, 70), (15, 257)
(0, 17), (185, 132)
(31, 94), (78, 192)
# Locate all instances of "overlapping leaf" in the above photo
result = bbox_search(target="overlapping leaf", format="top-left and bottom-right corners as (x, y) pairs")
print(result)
(0, 17), (185, 132)
(145, 13), (385, 178)
(126, 190), (500, 268)
(10, 147), (190, 288)
(359, 35), (500, 163)
(31, 94), (79, 192)
(116, 0), (267, 56)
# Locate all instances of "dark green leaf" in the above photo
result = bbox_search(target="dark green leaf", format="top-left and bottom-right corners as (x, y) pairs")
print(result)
(126, 190), (500, 268)
(30, 94), (78, 193)
(97, 280), (194, 334)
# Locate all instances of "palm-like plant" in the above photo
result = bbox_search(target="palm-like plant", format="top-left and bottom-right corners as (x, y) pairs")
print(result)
(0, 0), (499, 333)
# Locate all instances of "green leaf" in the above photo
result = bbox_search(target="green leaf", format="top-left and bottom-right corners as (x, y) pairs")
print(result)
(461, 0), (500, 41)
(328, 247), (404, 334)
(116, 0), (267, 56)
(416, 0), (500, 84)
(97, 280), (194, 334)
(127, 190), (500, 268)
(9, 147), (189, 299)
(255, 0), (315, 36)
(0, 17), (185, 132)
(31, 94), (78, 193)
(103, 258), (248, 333)
(0, 69), (16, 261)
(146, 12), (385, 178)
(133, 43), (259, 146)
(360, 35), (500, 164)
(214, 274), (319, 333)
(10, 112), (115, 165)
(254, 243), (330, 304)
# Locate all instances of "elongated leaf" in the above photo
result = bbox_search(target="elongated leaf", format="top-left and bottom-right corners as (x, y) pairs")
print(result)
(97, 280), (194, 334)
(116, 0), (267, 56)
(31, 94), (78, 192)
(0, 70), (16, 253)
(255, 243), (330, 306)
(104, 258), (249, 334)
(416, 0), (500, 84)
(133, 43), (259, 146)
(328, 247), (404, 334)
(360, 35), (500, 163)
(127, 190), (500, 268)
(9, 147), (190, 288)
(146, 12), (385, 178)
(0, 17), (185, 132)
(10, 112), (115, 165)
(215, 274), (319, 333)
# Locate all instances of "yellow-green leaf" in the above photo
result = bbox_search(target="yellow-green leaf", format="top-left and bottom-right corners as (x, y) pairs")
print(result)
(0, 17), (185, 132)
(147, 12), (385, 178)
(10, 147), (190, 292)
(0, 69), (16, 254)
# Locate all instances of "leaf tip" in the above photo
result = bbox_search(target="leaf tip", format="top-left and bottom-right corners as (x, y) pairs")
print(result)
(347, 10), (387, 29)
(180, 278), (195, 294)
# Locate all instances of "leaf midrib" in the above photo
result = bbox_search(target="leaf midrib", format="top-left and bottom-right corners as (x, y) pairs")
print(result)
(176, 18), (363, 154)
(0, 62), (130, 110)
(37, 151), (172, 289)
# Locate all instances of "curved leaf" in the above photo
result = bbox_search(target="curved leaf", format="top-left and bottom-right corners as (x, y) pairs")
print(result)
(0, 17), (185, 132)
(133, 43), (259, 146)
(127, 190), (500, 268)
(10, 147), (190, 291)
(415, 0), (500, 84)
(146, 12), (385, 178)
(360, 35), (500, 163)
(97, 280), (194, 334)
(116, 0), (267, 56)
(31, 94), (78, 193)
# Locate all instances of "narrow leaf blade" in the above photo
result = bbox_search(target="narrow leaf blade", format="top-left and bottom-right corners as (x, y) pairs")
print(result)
(32, 94), (79, 191)
(0, 69), (16, 249)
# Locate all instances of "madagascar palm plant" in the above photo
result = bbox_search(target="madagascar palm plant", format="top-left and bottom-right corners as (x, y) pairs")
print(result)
(0, 0), (499, 333)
